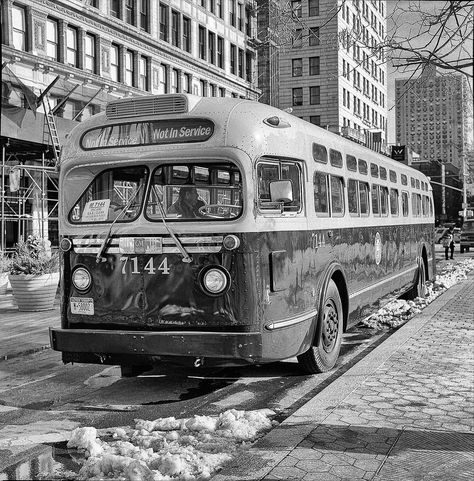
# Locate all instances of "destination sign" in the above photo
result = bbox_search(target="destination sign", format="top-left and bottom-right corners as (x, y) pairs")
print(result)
(81, 119), (214, 150)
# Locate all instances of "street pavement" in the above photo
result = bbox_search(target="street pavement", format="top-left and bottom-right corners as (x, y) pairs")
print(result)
(0, 252), (473, 480)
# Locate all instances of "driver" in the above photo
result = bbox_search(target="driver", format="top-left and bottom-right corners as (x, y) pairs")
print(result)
(168, 186), (205, 218)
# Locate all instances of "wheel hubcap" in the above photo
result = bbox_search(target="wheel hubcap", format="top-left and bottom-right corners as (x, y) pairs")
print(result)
(321, 301), (339, 353)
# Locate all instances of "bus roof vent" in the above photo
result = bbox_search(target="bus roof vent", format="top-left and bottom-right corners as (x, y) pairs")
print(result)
(106, 95), (188, 119)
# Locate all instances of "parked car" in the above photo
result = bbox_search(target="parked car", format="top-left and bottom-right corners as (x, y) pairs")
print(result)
(460, 220), (474, 253)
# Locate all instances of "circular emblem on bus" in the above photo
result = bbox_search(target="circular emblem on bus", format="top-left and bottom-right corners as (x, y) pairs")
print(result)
(374, 232), (382, 265)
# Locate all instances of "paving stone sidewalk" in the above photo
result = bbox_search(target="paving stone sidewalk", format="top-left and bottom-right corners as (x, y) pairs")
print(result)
(213, 271), (474, 481)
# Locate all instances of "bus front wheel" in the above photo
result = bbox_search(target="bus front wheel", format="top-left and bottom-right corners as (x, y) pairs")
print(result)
(297, 280), (343, 374)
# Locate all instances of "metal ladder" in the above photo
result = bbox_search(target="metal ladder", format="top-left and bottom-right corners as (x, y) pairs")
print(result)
(42, 96), (61, 167)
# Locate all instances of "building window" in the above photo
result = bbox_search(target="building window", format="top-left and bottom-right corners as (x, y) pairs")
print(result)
(139, 56), (148, 90)
(158, 64), (167, 93)
(12, 5), (27, 51)
(246, 50), (253, 82)
(183, 73), (191, 93)
(208, 31), (216, 64)
(309, 56), (320, 75)
(292, 87), (303, 106)
(230, 43), (237, 74)
(230, 0), (236, 27)
(159, 3), (169, 42)
(217, 36), (224, 68)
(310, 116), (321, 126)
(237, 2), (244, 31)
(217, 0), (223, 19)
(110, 0), (120, 18)
(292, 58), (302, 77)
(291, 1), (302, 17)
(46, 18), (59, 60)
(182, 16), (191, 52)
(110, 44), (120, 82)
(238, 48), (244, 78)
(171, 10), (180, 47)
(171, 68), (179, 93)
(125, 0), (135, 25)
(200, 79), (206, 96)
(66, 26), (78, 67)
(199, 26), (206, 60)
(140, 0), (149, 31)
(293, 29), (302, 47)
(309, 27), (319, 46)
(125, 50), (134, 86)
(310, 86), (320, 105)
(84, 33), (96, 73)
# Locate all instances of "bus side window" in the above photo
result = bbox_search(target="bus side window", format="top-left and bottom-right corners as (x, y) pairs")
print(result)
(313, 171), (329, 215)
(348, 179), (359, 215)
(372, 184), (380, 215)
(380, 186), (389, 216)
(390, 188), (399, 216)
(402, 191), (409, 216)
(330, 175), (344, 216)
(359, 182), (370, 215)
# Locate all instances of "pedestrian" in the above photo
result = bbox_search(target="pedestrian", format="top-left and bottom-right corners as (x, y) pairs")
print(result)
(442, 227), (455, 260)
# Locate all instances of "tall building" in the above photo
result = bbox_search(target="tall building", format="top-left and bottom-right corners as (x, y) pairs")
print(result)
(266, 0), (388, 149)
(1, 0), (259, 250)
(395, 65), (473, 171)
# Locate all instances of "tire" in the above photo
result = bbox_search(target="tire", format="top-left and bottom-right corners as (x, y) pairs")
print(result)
(298, 280), (343, 374)
(460, 246), (464, 254)
(415, 257), (427, 298)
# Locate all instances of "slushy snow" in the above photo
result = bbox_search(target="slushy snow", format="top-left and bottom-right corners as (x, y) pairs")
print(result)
(64, 258), (474, 480)
(67, 409), (275, 480)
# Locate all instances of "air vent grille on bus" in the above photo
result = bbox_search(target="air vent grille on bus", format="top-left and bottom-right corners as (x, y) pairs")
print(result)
(106, 95), (188, 119)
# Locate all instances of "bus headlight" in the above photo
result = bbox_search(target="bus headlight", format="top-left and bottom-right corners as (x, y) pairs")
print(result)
(60, 237), (72, 252)
(200, 267), (230, 296)
(72, 267), (92, 291)
(223, 235), (240, 250)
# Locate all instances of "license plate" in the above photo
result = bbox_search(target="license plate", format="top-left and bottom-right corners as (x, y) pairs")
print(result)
(119, 237), (163, 254)
(70, 297), (94, 315)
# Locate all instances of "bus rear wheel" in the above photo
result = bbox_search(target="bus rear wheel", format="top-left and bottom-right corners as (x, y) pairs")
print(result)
(297, 280), (343, 374)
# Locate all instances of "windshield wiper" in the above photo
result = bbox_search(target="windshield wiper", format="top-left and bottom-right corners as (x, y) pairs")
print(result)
(96, 187), (142, 263)
(154, 199), (193, 264)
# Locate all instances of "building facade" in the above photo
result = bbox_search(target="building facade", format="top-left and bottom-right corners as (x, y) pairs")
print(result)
(272, 0), (388, 149)
(1, 0), (259, 250)
(395, 65), (473, 171)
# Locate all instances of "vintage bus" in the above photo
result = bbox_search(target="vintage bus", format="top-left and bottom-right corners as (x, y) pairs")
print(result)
(50, 94), (435, 375)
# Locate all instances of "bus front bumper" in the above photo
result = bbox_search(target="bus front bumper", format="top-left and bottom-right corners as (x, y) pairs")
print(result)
(49, 327), (262, 363)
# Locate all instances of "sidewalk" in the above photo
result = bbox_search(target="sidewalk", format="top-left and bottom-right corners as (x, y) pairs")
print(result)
(213, 268), (474, 481)
(0, 288), (59, 361)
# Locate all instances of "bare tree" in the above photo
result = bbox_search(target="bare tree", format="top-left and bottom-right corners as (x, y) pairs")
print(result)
(386, 0), (473, 78)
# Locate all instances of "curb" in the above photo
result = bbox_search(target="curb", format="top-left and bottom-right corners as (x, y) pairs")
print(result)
(211, 270), (474, 481)
(1, 344), (51, 363)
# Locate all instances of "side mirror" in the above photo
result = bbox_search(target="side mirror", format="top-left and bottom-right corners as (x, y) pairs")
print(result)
(270, 180), (293, 203)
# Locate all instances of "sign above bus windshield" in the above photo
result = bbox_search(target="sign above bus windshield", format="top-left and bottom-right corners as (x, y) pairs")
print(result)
(81, 119), (214, 150)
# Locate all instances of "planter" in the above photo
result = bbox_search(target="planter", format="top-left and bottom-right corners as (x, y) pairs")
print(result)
(0, 272), (8, 295)
(8, 272), (60, 311)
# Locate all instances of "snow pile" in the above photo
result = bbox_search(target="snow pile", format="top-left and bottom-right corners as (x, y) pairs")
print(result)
(361, 258), (474, 329)
(67, 408), (275, 480)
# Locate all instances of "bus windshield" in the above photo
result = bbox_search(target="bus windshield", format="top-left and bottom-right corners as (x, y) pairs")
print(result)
(69, 166), (148, 224)
(146, 162), (243, 221)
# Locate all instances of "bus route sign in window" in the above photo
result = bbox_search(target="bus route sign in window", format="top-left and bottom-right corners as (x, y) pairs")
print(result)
(81, 119), (214, 150)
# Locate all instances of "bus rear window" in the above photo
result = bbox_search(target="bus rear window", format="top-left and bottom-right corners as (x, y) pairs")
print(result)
(69, 166), (148, 224)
